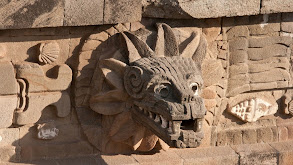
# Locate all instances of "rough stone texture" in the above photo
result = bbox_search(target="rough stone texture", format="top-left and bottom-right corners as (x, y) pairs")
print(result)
(0, 128), (19, 146)
(0, 0), (64, 29)
(143, 0), (260, 19)
(270, 141), (293, 165)
(64, 0), (103, 26)
(261, 0), (293, 14)
(0, 62), (18, 95)
(0, 96), (17, 128)
(231, 143), (278, 165)
(104, 0), (142, 24)
(174, 146), (238, 165)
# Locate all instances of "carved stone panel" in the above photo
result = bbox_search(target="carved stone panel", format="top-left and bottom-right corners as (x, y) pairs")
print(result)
(75, 23), (208, 153)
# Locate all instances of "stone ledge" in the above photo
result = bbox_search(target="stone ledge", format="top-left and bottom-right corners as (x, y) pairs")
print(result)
(6, 140), (293, 164)
(0, 0), (293, 29)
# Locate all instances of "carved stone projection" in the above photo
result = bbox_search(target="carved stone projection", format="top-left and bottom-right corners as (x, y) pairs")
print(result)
(282, 90), (293, 116)
(227, 93), (278, 122)
(75, 23), (207, 153)
(0, 42), (72, 128)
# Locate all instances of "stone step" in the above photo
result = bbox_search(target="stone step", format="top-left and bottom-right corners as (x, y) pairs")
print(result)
(2, 140), (292, 165)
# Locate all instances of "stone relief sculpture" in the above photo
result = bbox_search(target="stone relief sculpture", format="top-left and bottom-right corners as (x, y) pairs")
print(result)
(0, 42), (72, 128)
(227, 93), (278, 122)
(76, 23), (207, 153)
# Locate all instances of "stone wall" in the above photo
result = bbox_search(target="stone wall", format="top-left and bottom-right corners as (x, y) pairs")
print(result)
(1, 0), (293, 164)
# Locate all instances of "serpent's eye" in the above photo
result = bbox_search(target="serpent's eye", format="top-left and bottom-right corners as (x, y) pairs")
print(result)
(190, 83), (199, 96)
(154, 83), (171, 98)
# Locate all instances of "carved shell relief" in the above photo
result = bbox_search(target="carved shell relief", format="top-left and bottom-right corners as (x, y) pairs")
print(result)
(76, 23), (208, 153)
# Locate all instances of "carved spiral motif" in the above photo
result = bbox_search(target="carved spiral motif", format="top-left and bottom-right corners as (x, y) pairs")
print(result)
(124, 66), (144, 99)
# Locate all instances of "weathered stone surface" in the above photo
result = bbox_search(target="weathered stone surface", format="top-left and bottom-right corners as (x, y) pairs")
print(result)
(229, 51), (248, 65)
(227, 26), (250, 40)
(0, 96), (17, 128)
(229, 38), (248, 51)
(248, 45), (289, 61)
(231, 143), (278, 165)
(278, 126), (288, 141)
(15, 63), (72, 93)
(0, 0), (64, 29)
(174, 146), (238, 165)
(104, 0), (142, 24)
(261, 0), (293, 14)
(64, 0), (103, 26)
(0, 62), (17, 95)
(242, 129), (257, 144)
(270, 141), (293, 165)
(101, 155), (139, 165)
(0, 128), (19, 146)
(257, 127), (274, 143)
(15, 92), (71, 125)
(202, 59), (225, 87)
(248, 36), (292, 48)
(0, 146), (20, 162)
(132, 150), (182, 164)
(249, 69), (290, 83)
(178, 0), (260, 18)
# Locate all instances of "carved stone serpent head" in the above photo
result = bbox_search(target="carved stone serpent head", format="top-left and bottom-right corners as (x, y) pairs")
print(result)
(80, 23), (208, 152)
(125, 56), (206, 147)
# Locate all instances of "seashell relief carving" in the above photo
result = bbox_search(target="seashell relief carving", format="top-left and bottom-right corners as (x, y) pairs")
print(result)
(38, 41), (59, 64)
(227, 93), (278, 122)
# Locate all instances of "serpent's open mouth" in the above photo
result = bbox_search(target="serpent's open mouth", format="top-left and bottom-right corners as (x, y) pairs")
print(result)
(132, 104), (204, 148)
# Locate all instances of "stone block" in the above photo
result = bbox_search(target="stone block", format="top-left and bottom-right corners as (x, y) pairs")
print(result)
(270, 141), (293, 165)
(249, 69), (290, 83)
(229, 38), (248, 51)
(257, 127), (274, 143)
(278, 126), (288, 141)
(0, 128), (19, 146)
(228, 130), (242, 145)
(102, 155), (138, 165)
(0, 96), (17, 128)
(229, 51), (248, 65)
(20, 141), (94, 162)
(15, 63), (72, 93)
(0, 62), (17, 95)
(0, 0), (64, 29)
(0, 146), (20, 162)
(287, 125), (293, 140)
(174, 146), (238, 165)
(248, 36), (292, 48)
(250, 82), (277, 91)
(64, 0), (103, 26)
(178, 0), (260, 18)
(261, 0), (293, 14)
(248, 45), (289, 61)
(231, 143), (278, 165)
(227, 26), (249, 40)
(104, 0), (142, 24)
(242, 129), (257, 144)
(132, 150), (183, 165)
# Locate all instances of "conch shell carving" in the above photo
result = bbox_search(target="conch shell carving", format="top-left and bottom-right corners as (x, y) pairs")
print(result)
(38, 42), (59, 64)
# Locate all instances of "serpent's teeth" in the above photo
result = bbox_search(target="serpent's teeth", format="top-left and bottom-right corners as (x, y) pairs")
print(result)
(154, 114), (161, 123)
(149, 111), (153, 118)
(138, 107), (143, 111)
(161, 116), (168, 128)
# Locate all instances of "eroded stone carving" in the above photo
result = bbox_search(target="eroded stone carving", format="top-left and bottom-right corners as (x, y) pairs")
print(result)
(38, 42), (59, 65)
(37, 121), (59, 140)
(76, 23), (207, 153)
(282, 90), (293, 115)
(227, 93), (278, 122)
(14, 63), (72, 125)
